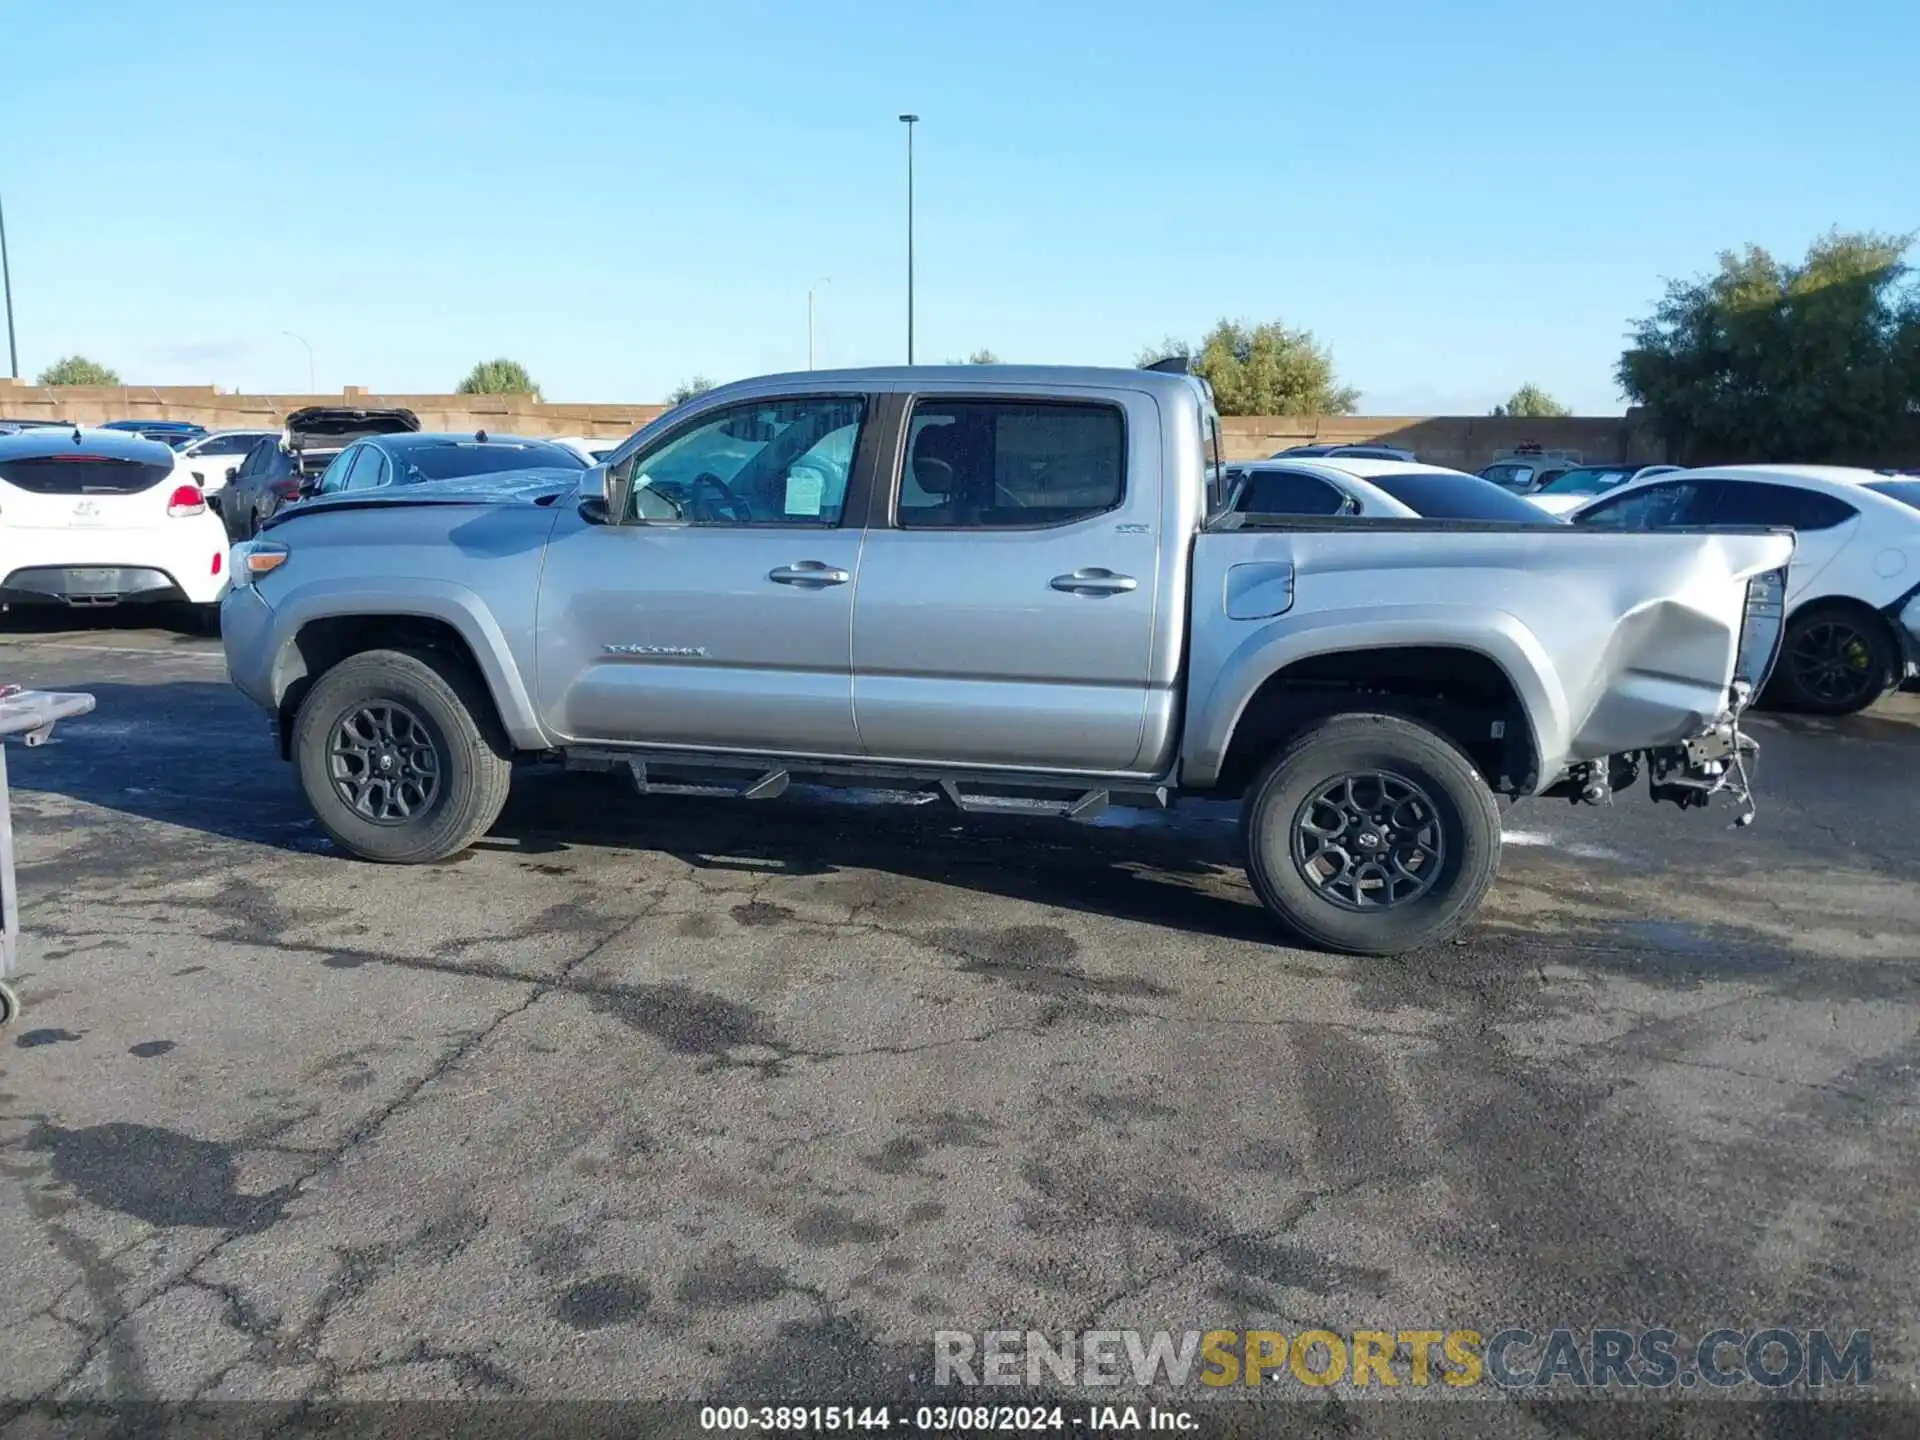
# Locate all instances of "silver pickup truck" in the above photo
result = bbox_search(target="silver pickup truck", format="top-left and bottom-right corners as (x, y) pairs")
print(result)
(222, 365), (1793, 956)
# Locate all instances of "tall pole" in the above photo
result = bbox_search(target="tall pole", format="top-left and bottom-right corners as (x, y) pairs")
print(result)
(0, 191), (18, 380)
(807, 277), (830, 370)
(282, 330), (315, 392)
(898, 114), (918, 364)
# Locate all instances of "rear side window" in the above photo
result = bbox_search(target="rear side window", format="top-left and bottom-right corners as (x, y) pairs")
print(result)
(1694, 480), (1857, 531)
(1365, 470), (1559, 523)
(0, 455), (174, 494)
(898, 399), (1123, 529)
(1232, 468), (1350, 517)
(1866, 480), (1920, 511)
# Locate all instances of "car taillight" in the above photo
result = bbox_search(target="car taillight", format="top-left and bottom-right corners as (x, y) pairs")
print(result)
(166, 484), (207, 517)
(272, 480), (301, 500)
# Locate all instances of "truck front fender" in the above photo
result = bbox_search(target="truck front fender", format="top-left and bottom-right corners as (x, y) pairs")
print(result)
(262, 576), (551, 751)
(1180, 604), (1569, 790)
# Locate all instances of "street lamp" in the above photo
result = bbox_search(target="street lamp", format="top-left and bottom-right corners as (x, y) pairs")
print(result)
(898, 114), (918, 364)
(0, 190), (18, 379)
(807, 277), (831, 370)
(282, 330), (315, 392)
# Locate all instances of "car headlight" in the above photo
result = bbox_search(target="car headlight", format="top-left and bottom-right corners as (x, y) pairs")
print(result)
(1734, 567), (1787, 695)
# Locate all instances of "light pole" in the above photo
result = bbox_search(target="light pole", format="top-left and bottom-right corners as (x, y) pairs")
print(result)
(898, 114), (918, 363)
(282, 330), (315, 392)
(807, 277), (831, 370)
(0, 190), (18, 379)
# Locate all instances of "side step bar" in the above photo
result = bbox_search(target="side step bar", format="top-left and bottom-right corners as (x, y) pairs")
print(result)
(561, 747), (1170, 823)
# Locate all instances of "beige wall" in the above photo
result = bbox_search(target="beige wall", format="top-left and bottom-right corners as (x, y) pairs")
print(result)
(0, 379), (1659, 470)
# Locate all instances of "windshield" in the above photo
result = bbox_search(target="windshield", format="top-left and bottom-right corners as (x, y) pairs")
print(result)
(394, 441), (587, 483)
(1866, 480), (1920, 511)
(1366, 470), (1562, 523)
(1538, 466), (1639, 496)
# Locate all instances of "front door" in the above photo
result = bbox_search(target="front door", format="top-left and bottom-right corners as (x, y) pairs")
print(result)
(850, 392), (1162, 773)
(535, 392), (875, 757)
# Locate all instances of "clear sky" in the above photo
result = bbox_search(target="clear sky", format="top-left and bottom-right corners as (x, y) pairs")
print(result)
(3, 0), (1915, 412)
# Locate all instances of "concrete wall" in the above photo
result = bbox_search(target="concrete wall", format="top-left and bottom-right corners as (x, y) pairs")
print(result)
(0, 379), (1657, 470)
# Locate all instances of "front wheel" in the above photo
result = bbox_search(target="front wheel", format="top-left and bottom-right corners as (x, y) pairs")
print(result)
(1242, 713), (1501, 956)
(293, 648), (513, 863)
(1766, 604), (1897, 716)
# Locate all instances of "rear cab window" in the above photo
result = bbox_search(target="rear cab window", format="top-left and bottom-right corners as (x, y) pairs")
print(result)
(896, 398), (1124, 529)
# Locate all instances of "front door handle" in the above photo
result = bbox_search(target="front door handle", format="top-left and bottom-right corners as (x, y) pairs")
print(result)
(1050, 567), (1138, 596)
(769, 561), (850, 588)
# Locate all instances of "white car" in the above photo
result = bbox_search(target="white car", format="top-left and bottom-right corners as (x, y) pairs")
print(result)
(170, 428), (278, 493)
(1223, 457), (1566, 523)
(0, 427), (230, 625)
(546, 434), (626, 465)
(1571, 464), (1920, 713)
(1526, 463), (1683, 516)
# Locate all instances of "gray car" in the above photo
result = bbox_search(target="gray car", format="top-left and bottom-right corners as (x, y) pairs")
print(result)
(221, 365), (1792, 956)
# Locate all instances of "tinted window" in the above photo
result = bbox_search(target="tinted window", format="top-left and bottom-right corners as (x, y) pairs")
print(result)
(1866, 480), (1920, 511)
(1480, 463), (1536, 492)
(1694, 480), (1857, 531)
(622, 395), (867, 526)
(315, 448), (358, 494)
(0, 455), (175, 494)
(237, 439), (273, 476)
(899, 399), (1123, 529)
(389, 441), (586, 484)
(1365, 470), (1560, 522)
(1573, 482), (1695, 530)
(1538, 466), (1638, 496)
(343, 447), (388, 491)
(1232, 468), (1350, 517)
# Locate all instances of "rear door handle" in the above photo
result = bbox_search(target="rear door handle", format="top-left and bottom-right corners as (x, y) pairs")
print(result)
(1050, 567), (1138, 596)
(769, 561), (850, 588)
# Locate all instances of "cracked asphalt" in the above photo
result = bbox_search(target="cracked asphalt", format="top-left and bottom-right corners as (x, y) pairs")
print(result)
(0, 619), (1917, 1419)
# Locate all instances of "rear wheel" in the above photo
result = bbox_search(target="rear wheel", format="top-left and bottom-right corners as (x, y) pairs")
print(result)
(1242, 713), (1501, 957)
(293, 648), (512, 863)
(1768, 603), (1897, 716)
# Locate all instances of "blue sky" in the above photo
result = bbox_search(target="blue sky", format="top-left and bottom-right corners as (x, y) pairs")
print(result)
(3, 0), (1915, 412)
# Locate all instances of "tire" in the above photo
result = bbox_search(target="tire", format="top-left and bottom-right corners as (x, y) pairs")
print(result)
(1766, 603), (1898, 716)
(1241, 712), (1501, 957)
(293, 648), (512, 863)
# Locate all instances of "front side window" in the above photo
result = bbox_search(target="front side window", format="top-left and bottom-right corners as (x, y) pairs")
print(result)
(1231, 468), (1350, 517)
(619, 395), (866, 526)
(897, 399), (1124, 529)
(1574, 481), (1695, 530)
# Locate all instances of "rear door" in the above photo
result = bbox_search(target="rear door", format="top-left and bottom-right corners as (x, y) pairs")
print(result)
(534, 391), (879, 756)
(850, 387), (1162, 773)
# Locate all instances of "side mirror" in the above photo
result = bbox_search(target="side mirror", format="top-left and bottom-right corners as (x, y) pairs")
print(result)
(225, 466), (239, 482)
(578, 463), (628, 525)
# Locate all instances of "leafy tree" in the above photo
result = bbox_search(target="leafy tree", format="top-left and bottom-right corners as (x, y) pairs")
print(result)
(667, 375), (716, 407)
(1491, 384), (1570, 418)
(37, 355), (120, 386)
(1144, 321), (1357, 416)
(1618, 229), (1920, 463)
(456, 358), (541, 399)
(966, 348), (1001, 365)
(1134, 337), (1191, 367)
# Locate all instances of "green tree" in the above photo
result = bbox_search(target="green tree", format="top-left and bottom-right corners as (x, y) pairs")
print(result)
(667, 375), (716, 406)
(1491, 384), (1570, 418)
(1134, 337), (1192, 368)
(1618, 229), (1920, 463)
(1144, 321), (1357, 416)
(37, 355), (120, 386)
(966, 349), (1001, 364)
(456, 358), (541, 399)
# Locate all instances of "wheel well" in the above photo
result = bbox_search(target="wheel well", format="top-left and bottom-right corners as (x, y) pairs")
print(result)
(276, 614), (498, 759)
(1213, 645), (1536, 799)
(1785, 594), (1901, 646)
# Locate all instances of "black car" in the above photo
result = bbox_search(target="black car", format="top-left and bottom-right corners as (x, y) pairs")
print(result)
(308, 432), (588, 500)
(218, 407), (420, 539)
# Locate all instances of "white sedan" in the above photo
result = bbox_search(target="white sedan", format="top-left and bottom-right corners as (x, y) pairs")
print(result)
(1571, 464), (1920, 713)
(170, 428), (279, 492)
(1526, 463), (1683, 516)
(0, 427), (230, 626)
(1223, 457), (1566, 523)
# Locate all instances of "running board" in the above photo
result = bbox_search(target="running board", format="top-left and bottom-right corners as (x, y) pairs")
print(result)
(936, 780), (1110, 821)
(576, 755), (792, 801)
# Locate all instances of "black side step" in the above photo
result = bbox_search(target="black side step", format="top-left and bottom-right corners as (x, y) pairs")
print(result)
(936, 780), (1110, 821)
(603, 757), (791, 801)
